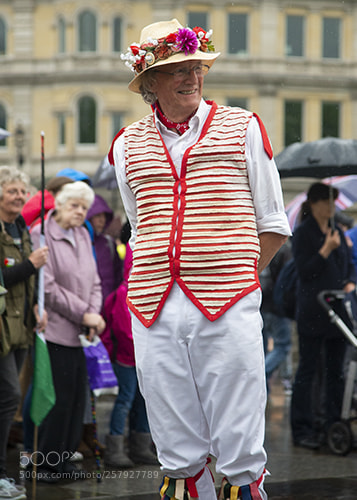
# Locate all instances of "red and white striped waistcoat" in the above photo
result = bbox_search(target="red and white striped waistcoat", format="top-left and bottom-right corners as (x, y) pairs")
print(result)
(124, 102), (260, 327)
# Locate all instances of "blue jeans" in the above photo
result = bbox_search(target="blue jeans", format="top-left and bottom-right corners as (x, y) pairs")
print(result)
(262, 311), (292, 380)
(110, 363), (149, 435)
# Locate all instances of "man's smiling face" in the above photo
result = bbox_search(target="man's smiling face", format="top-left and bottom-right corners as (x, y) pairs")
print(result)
(151, 61), (204, 122)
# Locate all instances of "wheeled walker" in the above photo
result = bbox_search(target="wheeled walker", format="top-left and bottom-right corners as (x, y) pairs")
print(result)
(318, 289), (357, 455)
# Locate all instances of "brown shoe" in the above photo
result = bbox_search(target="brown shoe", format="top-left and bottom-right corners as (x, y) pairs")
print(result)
(77, 439), (94, 458)
(82, 423), (106, 456)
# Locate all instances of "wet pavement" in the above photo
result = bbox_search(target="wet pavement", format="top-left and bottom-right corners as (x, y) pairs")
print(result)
(6, 378), (357, 499)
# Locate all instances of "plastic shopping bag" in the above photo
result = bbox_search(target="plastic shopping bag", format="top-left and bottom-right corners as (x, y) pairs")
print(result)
(79, 334), (118, 396)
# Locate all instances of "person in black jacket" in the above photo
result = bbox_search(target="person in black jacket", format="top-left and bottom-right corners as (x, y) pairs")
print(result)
(290, 182), (356, 450)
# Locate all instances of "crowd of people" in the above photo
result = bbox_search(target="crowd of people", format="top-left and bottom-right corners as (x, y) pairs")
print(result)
(0, 16), (356, 500)
(0, 167), (156, 499)
(262, 182), (357, 452)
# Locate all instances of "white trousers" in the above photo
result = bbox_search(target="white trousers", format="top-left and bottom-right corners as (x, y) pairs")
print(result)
(131, 283), (267, 498)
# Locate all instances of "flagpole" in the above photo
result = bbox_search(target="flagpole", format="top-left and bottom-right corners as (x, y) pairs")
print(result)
(39, 132), (45, 317)
(32, 132), (46, 499)
(31, 426), (38, 499)
(40, 131), (45, 236)
(38, 132), (45, 318)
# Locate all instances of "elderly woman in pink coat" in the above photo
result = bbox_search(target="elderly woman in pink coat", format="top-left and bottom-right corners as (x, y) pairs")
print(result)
(30, 181), (105, 481)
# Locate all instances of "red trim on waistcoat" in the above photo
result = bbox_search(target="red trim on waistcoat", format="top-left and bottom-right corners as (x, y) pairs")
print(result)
(108, 127), (126, 165)
(174, 101), (217, 284)
(152, 111), (180, 181)
(252, 113), (273, 160)
(152, 112), (182, 285)
(180, 101), (217, 174)
(127, 278), (175, 328)
(199, 101), (218, 140)
(176, 279), (260, 322)
(127, 280), (260, 327)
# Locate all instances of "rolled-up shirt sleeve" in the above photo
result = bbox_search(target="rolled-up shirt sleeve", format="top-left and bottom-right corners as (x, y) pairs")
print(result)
(246, 117), (291, 237)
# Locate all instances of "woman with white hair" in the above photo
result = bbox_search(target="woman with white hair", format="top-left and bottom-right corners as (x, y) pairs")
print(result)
(30, 181), (105, 481)
(0, 165), (48, 499)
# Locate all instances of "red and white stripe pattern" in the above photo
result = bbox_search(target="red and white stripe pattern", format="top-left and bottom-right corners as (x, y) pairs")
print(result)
(125, 104), (260, 327)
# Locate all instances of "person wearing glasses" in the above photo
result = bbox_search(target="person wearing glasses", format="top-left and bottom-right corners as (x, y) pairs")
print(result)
(109, 19), (291, 500)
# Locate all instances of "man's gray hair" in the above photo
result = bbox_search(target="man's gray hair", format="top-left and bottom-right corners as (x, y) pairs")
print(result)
(0, 166), (30, 199)
(139, 70), (158, 105)
(55, 181), (94, 209)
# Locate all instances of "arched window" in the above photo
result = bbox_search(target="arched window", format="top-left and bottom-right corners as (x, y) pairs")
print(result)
(0, 104), (7, 147)
(58, 16), (66, 53)
(78, 10), (97, 52)
(78, 96), (96, 144)
(113, 16), (122, 52)
(0, 17), (6, 55)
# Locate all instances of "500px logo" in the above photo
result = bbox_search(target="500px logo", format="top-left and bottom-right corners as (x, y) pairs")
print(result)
(20, 451), (75, 467)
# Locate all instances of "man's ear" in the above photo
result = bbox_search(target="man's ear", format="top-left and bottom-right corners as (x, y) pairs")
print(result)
(148, 76), (158, 93)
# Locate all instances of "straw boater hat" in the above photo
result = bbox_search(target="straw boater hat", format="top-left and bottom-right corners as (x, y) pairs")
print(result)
(121, 18), (220, 93)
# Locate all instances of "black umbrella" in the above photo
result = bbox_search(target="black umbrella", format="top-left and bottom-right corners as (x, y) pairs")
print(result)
(275, 137), (357, 178)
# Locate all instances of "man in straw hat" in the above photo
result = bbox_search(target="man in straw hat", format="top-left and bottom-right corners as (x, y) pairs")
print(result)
(108, 19), (291, 500)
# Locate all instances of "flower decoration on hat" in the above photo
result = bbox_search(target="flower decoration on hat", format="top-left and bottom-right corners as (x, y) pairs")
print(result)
(175, 28), (199, 55)
(121, 26), (215, 75)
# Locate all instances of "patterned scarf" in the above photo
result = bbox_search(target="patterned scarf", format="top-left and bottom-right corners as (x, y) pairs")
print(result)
(155, 102), (197, 135)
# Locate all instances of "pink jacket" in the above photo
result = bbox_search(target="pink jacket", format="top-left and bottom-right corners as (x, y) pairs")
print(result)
(100, 245), (135, 366)
(31, 210), (102, 347)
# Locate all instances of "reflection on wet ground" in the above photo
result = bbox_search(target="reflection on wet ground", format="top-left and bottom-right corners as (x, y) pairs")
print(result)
(7, 377), (357, 499)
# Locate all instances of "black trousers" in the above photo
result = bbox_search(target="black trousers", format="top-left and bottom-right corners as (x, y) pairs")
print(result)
(0, 348), (27, 476)
(290, 332), (346, 442)
(38, 342), (87, 473)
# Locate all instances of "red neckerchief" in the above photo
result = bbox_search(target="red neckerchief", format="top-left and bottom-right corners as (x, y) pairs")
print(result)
(155, 102), (197, 135)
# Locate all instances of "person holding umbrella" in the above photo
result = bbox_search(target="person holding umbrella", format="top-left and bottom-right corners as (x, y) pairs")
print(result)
(109, 18), (291, 499)
(291, 182), (356, 449)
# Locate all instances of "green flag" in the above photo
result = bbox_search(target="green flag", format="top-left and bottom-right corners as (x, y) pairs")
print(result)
(30, 332), (56, 426)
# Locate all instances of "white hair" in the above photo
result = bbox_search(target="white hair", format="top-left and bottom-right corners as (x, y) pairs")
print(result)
(55, 181), (94, 209)
(139, 70), (158, 105)
(0, 166), (30, 199)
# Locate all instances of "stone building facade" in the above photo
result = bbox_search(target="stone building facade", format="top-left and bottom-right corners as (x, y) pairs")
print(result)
(0, 0), (356, 203)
